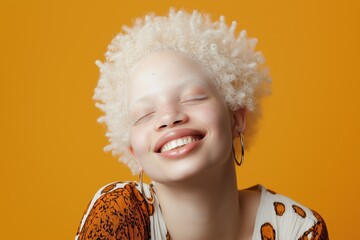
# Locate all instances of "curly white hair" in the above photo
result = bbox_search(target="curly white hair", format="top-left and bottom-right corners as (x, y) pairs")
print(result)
(94, 8), (271, 174)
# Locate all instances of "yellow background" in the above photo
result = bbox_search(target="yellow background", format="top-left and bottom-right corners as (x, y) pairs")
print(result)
(1, 0), (359, 239)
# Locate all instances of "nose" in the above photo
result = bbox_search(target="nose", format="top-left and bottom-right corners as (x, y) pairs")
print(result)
(155, 107), (188, 130)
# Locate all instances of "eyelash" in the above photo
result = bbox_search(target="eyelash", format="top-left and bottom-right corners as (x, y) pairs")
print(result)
(134, 112), (155, 125)
(181, 94), (208, 103)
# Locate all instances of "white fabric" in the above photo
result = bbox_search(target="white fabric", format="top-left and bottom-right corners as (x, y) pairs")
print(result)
(252, 185), (318, 240)
(148, 187), (168, 240)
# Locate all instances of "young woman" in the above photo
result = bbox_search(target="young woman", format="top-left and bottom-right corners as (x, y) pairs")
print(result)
(76, 9), (328, 240)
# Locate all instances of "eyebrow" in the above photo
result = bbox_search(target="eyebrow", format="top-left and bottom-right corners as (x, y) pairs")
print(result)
(127, 95), (152, 112)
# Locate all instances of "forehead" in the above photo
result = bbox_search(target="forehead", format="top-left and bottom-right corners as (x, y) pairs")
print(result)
(130, 51), (207, 82)
(127, 51), (213, 99)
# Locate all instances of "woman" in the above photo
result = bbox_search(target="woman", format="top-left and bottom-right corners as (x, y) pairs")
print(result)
(76, 9), (328, 240)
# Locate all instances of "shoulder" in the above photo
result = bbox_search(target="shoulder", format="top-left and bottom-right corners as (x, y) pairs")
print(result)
(254, 186), (329, 240)
(75, 181), (154, 240)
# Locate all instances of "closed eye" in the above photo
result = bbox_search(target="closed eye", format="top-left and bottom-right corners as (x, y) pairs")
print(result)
(180, 95), (208, 104)
(133, 112), (155, 125)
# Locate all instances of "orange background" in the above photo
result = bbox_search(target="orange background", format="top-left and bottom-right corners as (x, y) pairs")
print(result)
(1, 0), (359, 239)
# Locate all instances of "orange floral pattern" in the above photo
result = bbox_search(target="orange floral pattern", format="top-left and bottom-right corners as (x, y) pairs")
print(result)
(76, 182), (154, 240)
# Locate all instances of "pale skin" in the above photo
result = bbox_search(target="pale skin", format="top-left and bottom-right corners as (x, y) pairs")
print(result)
(128, 51), (261, 240)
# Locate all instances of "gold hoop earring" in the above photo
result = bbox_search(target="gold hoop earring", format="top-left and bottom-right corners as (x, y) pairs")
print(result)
(139, 170), (155, 205)
(233, 133), (244, 166)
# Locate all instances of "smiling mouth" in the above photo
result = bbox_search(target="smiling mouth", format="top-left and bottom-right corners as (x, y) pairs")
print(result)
(158, 135), (204, 153)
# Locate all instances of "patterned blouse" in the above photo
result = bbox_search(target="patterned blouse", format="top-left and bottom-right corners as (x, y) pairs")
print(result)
(75, 182), (328, 240)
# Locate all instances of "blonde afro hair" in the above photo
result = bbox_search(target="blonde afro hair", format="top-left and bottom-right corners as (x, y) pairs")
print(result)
(94, 8), (271, 174)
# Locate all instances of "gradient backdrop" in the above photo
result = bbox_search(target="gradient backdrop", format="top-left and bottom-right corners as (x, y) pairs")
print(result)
(1, 0), (359, 239)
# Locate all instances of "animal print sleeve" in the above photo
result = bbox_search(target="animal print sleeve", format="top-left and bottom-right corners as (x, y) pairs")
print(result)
(75, 182), (154, 240)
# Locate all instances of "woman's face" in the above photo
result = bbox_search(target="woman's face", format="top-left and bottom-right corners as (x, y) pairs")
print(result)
(127, 51), (235, 183)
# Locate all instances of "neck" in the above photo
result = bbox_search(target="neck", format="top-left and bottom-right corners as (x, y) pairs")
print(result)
(154, 160), (244, 240)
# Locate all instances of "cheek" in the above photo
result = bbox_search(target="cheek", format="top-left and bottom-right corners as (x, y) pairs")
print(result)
(130, 129), (150, 159)
(197, 103), (232, 133)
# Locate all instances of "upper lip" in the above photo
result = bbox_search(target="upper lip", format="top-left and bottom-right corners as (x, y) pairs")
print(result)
(154, 128), (206, 153)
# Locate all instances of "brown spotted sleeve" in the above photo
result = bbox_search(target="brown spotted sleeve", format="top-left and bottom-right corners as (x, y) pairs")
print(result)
(254, 186), (330, 240)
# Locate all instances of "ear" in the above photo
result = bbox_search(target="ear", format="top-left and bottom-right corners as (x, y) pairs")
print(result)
(231, 107), (247, 137)
(129, 145), (135, 156)
(128, 145), (143, 170)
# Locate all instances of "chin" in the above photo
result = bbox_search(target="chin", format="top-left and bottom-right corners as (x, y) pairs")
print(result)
(149, 158), (218, 184)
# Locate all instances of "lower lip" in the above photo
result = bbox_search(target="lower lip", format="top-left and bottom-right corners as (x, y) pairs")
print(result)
(158, 139), (203, 159)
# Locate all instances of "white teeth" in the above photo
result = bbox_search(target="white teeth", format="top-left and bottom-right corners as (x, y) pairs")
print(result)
(160, 136), (199, 153)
